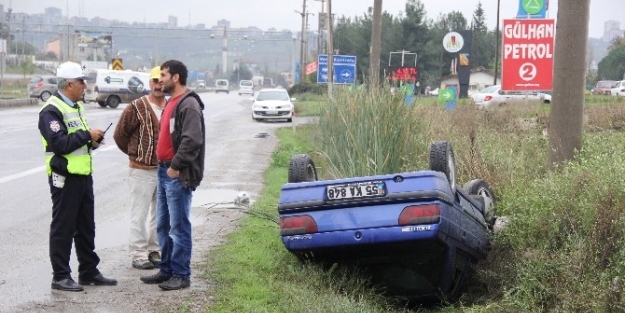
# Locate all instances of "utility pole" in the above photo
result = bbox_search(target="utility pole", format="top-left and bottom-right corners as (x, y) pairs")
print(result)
(222, 26), (228, 75)
(370, 0), (383, 85)
(297, 0), (307, 83)
(315, 0), (325, 55)
(493, 0), (501, 85)
(548, 0), (590, 168)
(326, 0), (333, 96)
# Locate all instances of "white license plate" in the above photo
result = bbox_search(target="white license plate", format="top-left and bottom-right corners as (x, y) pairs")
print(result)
(266, 110), (278, 115)
(326, 180), (386, 200)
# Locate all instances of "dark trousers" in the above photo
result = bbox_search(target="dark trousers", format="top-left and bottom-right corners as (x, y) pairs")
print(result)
(48, 174), (100, 281)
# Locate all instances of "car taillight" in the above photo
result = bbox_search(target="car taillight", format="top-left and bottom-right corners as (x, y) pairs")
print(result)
(484, 96), (492, 101)
(280, 215), (318, 235)
(94, 86), (99, 92)
(398, 204), (440, 225)
(35, 82), (43, 88)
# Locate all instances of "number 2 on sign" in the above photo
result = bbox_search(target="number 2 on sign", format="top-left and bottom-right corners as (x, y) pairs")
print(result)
(519, 63), (537, 81)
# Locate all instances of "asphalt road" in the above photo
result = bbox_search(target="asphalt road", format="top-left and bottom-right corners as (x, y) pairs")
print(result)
(0, 91), (305, 312)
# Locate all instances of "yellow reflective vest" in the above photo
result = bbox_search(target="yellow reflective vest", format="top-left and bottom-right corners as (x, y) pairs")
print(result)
(40, 96), (92, 176)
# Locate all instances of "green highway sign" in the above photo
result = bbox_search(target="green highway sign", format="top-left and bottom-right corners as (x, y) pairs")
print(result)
(438, 89), (456, 102)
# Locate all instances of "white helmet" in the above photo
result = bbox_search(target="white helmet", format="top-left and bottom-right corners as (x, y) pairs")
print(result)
(56, 61), (86, 79)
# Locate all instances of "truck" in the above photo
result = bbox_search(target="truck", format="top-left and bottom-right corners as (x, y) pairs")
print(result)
(84, 69), (150, 108)
(278, 141), (497, 301)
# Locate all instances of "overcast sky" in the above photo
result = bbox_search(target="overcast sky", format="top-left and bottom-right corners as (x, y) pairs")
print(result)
(2, 0), (622, 38)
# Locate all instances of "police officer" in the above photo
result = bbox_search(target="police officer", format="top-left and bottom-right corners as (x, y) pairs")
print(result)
(38, 61), (117, 292)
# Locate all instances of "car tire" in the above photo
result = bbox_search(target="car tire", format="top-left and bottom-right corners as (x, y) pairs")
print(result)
(40, 91), (52, 102)
(286, 118), (292, 123)
(106, 96), (121, 109)
(97, 101), (107, 108)
(463, 179), (496, 228)
(429, 140), (456, 195)
(288, 154), (318, 183)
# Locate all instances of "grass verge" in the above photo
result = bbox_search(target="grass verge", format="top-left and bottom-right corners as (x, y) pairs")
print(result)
(187, 87), (625, 312)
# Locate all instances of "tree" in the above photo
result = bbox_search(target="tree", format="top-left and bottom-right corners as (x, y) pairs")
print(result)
(370, 0), (383, 84)
(597, 43), (625, 81)
(470, 2), (493, 69)
(20, 57), (36, 78)
(548, 0), (590, 168)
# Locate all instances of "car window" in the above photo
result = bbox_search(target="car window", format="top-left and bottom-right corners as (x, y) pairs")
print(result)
(47, 78), (58, 84)
(479, 85), (500, 93)
(216, 80), (228, 86)
(29, 77), (43, 83)
(240, 80), (253, 87)
(256, 91), (289, 101)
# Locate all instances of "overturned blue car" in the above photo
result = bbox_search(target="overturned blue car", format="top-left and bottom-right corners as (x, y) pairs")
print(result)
(277, 141), (496, 301)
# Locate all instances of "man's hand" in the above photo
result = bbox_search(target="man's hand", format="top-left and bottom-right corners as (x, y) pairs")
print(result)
(167, 167), (180, 178)
(89, 129), (104, 143)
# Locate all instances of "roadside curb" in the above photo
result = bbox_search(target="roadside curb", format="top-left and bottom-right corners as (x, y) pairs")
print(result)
(0, 98), (39, 108)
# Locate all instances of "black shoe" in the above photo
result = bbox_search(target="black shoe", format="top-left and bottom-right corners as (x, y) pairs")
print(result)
(140, 271), (171, 284)
(51, 278), (84, 292)
(158, 276), (190, 291)
(148, 251), (161, 266)
(78, 273), (118, 286)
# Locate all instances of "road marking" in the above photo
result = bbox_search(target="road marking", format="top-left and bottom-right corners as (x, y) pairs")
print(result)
(0, 145), (118, 184)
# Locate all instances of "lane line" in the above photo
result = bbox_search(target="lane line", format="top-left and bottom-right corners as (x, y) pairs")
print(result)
(0, 145), (118, 184)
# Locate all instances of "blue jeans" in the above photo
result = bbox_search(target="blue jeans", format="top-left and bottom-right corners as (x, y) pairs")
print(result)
(156, 166), (193, 278)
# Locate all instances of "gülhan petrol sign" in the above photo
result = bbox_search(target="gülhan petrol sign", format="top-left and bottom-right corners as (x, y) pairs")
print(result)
(501, 19), (555, 91)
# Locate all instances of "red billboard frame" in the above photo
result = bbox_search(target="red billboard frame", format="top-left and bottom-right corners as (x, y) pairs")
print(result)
(501, 19), (555, 91)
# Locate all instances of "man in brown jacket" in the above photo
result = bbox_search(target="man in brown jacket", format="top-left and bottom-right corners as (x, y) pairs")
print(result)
(113, 66), (166, 269)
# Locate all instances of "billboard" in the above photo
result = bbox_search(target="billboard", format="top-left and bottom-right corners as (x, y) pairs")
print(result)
(77, 31), (113, 47)
(501, 19), (555, 91)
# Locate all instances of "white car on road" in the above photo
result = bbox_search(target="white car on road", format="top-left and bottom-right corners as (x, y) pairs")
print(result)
(239, 80), (254, 96)
(611, 81), (625, 97)
(251, 88), (295, 122)
(471, 85), (551, 108)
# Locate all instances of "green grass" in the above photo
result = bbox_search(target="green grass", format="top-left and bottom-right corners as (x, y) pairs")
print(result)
(189, 88), (625, 312)
(294, 93), (324, 117)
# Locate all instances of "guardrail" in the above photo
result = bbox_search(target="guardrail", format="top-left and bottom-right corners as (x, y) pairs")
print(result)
(0, 98), (39, 108)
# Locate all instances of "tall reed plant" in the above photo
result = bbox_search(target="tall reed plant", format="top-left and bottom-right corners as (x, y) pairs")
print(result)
(315, 85), (432, 179)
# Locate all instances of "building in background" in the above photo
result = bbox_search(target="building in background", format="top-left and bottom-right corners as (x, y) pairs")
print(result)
(168, 15), (177, 28)
(603, 20), (622, 43)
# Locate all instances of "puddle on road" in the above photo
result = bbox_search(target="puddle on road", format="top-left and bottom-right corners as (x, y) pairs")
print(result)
(95, 189), (250, 249)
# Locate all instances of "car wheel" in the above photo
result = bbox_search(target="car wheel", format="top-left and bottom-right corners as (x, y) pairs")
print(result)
(429, 141), (456, 195)
(106, 96), (121, 109)
(40, 91), (52, 102)
(286, 118), (293, 123)
(288, 154), (318, 183)
(97, 101), (107, 108)
(463, 179), (496, 228)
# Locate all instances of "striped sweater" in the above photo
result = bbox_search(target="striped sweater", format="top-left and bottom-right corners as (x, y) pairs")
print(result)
(113, 95), (161, 169)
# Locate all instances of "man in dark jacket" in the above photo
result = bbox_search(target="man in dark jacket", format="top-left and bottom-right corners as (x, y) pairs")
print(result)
(139, 60), (205, 291)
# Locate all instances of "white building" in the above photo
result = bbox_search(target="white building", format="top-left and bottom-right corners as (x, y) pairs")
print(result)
(439, 67), (501, 95)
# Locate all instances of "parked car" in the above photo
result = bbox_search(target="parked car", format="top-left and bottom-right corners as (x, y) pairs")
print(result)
(470, 85), (551, 108)
(27, 75), (58, 101)
(215, 79), (229, 94)
(251, 88), (295, 122)
(592, 80), (617, 95)
(429, 88), (439, 96)
(239, 79), (254, 96)
(610, 81), (625, 97)
(278, 141), (496, 301)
